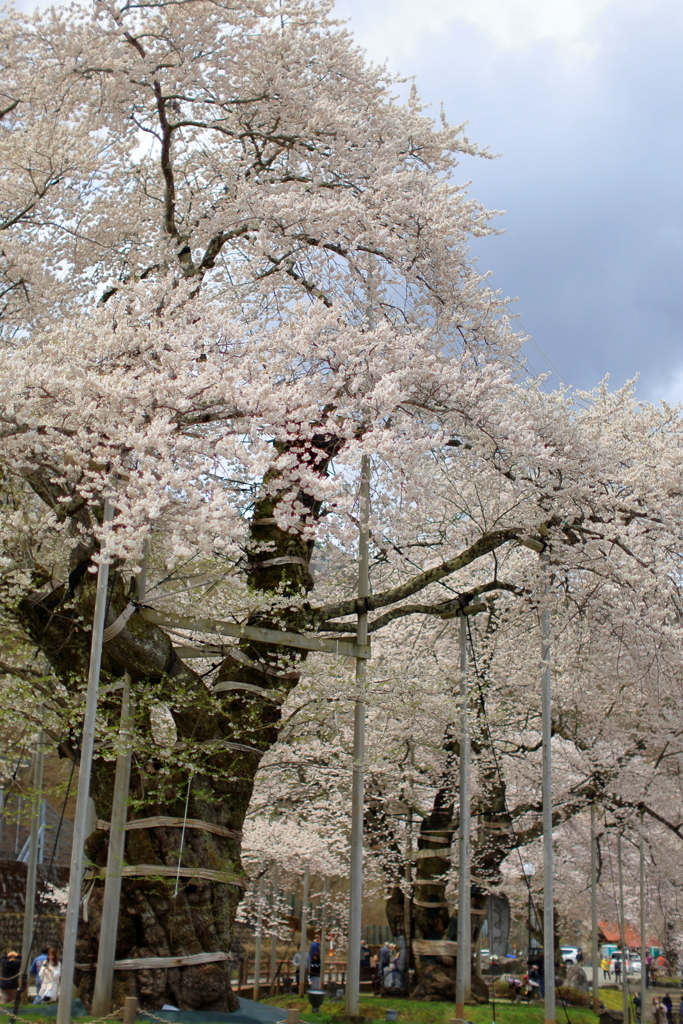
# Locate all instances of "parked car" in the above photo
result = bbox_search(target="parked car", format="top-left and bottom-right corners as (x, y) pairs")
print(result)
(610, 952), (640, 974)
(561, 946), (581, 966)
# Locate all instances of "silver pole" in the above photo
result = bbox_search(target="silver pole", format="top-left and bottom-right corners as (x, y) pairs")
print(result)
(320, 876), (328, 990)
(456, 613), (471, 1019)
(92, 555), (145, 1014)
(269, 862), (279, 992)
(56, 498), (115, 1024)
(590, 806), (600, 1014)
(403, 741), (414, 954)
(541, 556), (555, 1024)
(298, 863), (310, 996)
(345, 453), (370, 1016)
(91, 673), (134, 1014)
(253, 869), (266, 1000)
(617, 834), (629, 1023)
(20, 725), (45, 982)
(640, 816), (646, 1022)
(15, 796), (22, 855)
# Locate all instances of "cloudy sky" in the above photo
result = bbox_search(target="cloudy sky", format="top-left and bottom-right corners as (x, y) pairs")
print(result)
(335, 0), (683, 401)
(11, 0), (683, 401)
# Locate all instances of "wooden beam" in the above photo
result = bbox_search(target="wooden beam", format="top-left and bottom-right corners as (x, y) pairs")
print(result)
(140, 608), (371, 659)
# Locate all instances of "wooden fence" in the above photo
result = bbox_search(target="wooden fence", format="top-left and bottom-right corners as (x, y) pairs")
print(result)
(235, 958), (349, 996)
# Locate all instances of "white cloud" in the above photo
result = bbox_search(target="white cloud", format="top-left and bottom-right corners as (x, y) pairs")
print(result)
(650, 366), (683, 407)
(336, 0), (645, 62)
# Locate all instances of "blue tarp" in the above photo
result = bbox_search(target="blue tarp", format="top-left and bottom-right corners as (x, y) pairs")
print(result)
(139, 998), (303, 1024)
(7, 995), (307, 1023)
(10, 999), (87, 1017)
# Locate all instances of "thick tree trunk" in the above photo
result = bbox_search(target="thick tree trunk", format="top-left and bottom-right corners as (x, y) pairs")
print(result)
(15, 441), (338, 1010)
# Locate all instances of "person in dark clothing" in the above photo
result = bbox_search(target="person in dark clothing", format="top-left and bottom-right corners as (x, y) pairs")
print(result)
(634, 992), (642, 1023)
(662, 992), (673, 1022)
(309, 951), (321, 990)
(0, 951), (21, 1004)
(527, 965), (541, 1000)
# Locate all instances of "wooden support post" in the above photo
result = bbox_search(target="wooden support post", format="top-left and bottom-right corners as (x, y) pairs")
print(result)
(286, 1010), (300, 1024)
(123, 995), (138, 1024)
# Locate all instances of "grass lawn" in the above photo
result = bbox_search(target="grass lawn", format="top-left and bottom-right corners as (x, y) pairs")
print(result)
(263, 993), (602, 1024)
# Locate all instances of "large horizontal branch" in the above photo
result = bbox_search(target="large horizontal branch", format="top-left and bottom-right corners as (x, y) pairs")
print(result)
(312, 528), (521, 625)
(319, 579), (520, 634)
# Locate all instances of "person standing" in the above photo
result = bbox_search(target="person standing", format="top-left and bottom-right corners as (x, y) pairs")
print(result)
(634, 991), (642, 1023)
(38, 949), (60, 1003)
(614, 955), (622, 984)
(310, 935), (320, 964)
(662, 992), (673, 1023)
(309, 949), (321, 991)
(30, 947), (49, 1003)
(601, 955), (611, 980)
(378, 939), (391, 990)
(0, 951), (21, 1004)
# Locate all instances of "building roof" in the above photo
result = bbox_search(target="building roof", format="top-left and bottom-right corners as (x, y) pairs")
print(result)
(598, 921), (661, 947)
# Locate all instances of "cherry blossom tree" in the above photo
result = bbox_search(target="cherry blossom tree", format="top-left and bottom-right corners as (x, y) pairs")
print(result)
(1, 0), (683, 1012)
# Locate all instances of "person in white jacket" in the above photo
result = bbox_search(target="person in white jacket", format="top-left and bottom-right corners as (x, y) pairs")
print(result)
(38, 949), (61, 1002)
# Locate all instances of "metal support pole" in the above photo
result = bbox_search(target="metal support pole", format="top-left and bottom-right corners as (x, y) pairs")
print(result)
(15, 796), (22, 855)
(617, 834), (629, 1024)
(320, 876), (328, 990)
(20, 725), (45, 985)
(455, 614), (471, 1020)
(640, 816), (646, 1020)
(270, 862), (279, 992)
(298, 863), (310, 996)
(92, 555), (146, 1016)
(541, 557), (555, 1024)
(403, 741), (414, 956)
(590, 806), (600, 1014)
(0, 786), (5, 851)
(253, 869), (266, 1000)
(92, 673), (134, 1013)
(37, 800), (46, 865)
(56, 498), (115, 1024)
(346, 454), (370, 1017)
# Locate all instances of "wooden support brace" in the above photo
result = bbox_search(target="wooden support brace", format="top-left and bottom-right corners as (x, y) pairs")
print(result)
(139, 607), (370, 659)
